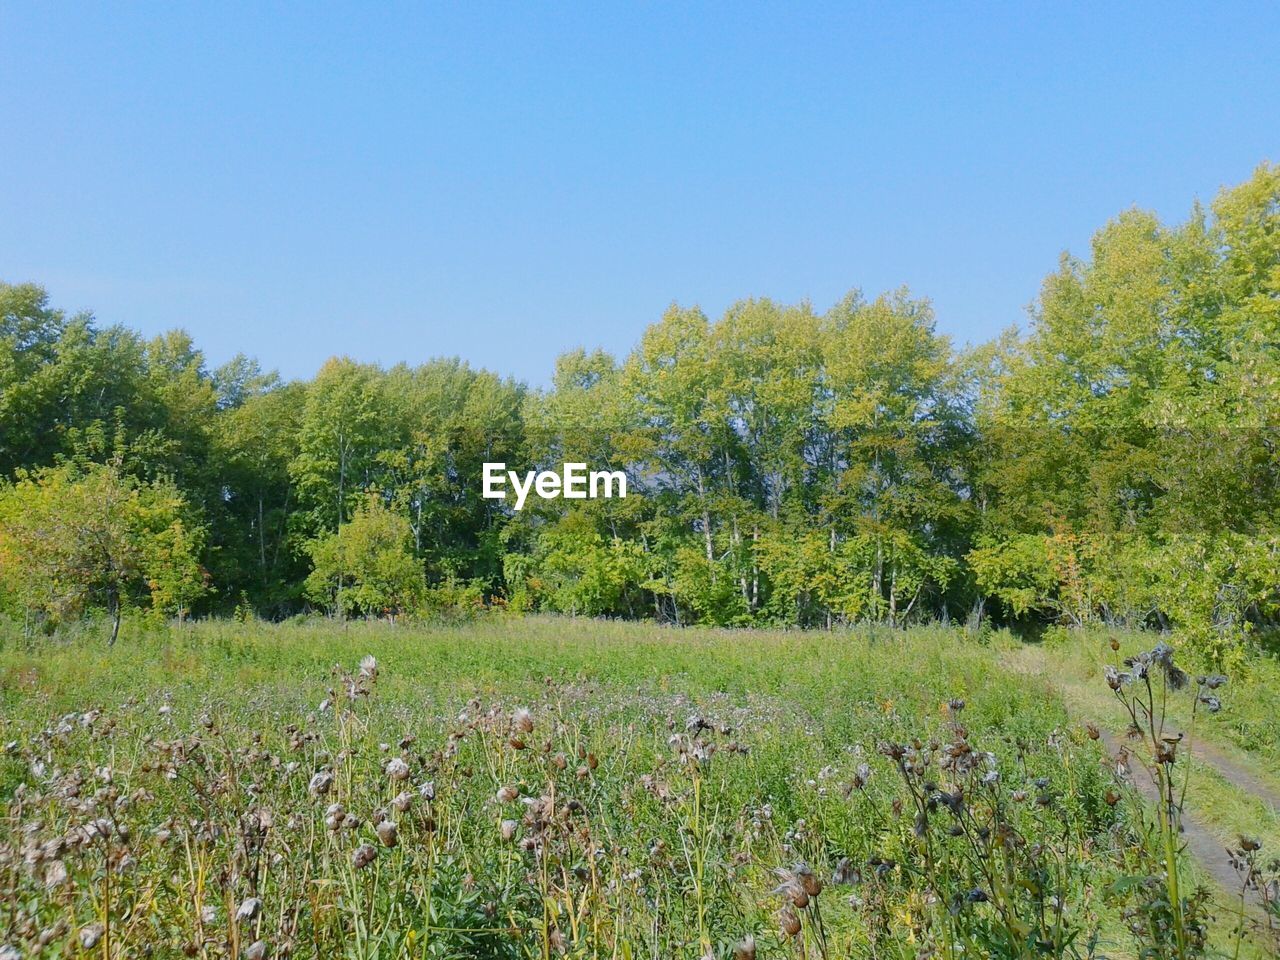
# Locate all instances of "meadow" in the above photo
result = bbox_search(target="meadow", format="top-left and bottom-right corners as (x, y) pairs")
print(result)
(1, 618), (1277, 959)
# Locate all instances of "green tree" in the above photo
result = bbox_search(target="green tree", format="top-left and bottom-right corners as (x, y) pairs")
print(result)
(0, 461), (206, 641)
(304, 497), (424, 619)
(972, 163), (1280, 659)
(210, 380), (306, 614)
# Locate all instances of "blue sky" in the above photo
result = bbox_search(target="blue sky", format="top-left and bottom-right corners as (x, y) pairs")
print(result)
(2, 2), (1277, 385)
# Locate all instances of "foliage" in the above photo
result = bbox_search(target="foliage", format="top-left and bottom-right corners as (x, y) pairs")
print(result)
(304, 497), (425, 619)
(2, 163), (1280, 658)
(0, 461), (206, 639)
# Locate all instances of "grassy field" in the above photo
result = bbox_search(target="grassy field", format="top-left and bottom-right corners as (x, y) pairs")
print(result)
(1, 618), (1277, 959)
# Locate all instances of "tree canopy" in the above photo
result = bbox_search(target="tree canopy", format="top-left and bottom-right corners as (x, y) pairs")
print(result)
(2, 162), (1277, 662)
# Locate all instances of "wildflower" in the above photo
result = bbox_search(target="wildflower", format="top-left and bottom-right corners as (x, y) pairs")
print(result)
(496, 784), (519, 803)
(245, 942), (268, 960)
(877, 740), (906, 761)
(308, 771), (333, 797)
(43, 859), (68, 888)
(375, 820), (399, 848)
(779, 907), (801, 938)
(80, 924), (105, 949)
(391, 791), (413, 813)
(42, 917), (71, 945)
(772, 863), (817, 907)
(1198, 694), (1222, 713)
(385, 757), (410, 781)
(359, 655), (378, 680)
(832, 856), (860, 884)
(794, 862), (822, 898)
(513, 707), (535, 733)
(733, 935), (756, 960)
(501, 819), (518, 841)
(325, 803), (345, 831)
(1240, 836), (1262, 852)
(353, 843), (377, 869)
(236, 897), (263, 923)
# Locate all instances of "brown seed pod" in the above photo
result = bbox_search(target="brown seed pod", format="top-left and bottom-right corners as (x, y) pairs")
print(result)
(375, 820), (398, 848)
(779, 908), (801, 938)
(795, 863), (822, 898)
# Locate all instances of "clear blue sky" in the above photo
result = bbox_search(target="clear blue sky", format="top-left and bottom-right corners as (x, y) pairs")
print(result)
(2, 3), (1277, 385)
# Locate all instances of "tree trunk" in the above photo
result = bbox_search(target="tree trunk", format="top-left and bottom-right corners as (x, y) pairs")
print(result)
(108, 595), (122, 647)
(257, 496), (267, 584)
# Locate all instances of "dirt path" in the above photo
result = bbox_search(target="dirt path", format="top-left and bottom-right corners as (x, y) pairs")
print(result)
(1096, 730), (1263, 913)
(1182, 735), (1280, 813)
(1003, 648), (1275, 917)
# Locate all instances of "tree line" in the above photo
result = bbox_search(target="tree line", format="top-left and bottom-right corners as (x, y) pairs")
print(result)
(2, 164), (1277, 662)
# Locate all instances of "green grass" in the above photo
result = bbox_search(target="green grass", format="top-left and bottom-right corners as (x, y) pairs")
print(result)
(1004, 633), (1280, 857)
(1, 617), (1276, 958)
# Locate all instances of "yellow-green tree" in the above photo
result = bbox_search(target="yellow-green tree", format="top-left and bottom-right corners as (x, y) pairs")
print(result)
(304, 496), (424, 619)
(0, 461), (206, 641)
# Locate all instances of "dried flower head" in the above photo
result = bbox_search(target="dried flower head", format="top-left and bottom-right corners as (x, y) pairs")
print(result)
(79, 924), (104, 949)
(385, 757), (410, 781)
(375, 819), (399, 847)
(236, 897), (263, 924)
(495, 784), (519, 804)
(308, 771), (334, 797)
(353, 843), (377, 869)
(779, 907), (801, 938)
